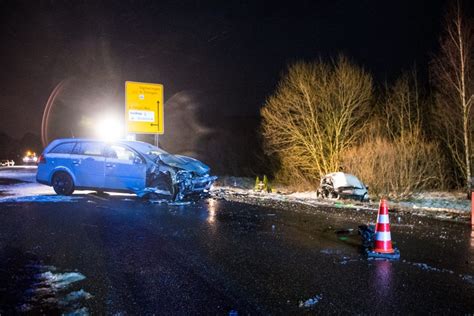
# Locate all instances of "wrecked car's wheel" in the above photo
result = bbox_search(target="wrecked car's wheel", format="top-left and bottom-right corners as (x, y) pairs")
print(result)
(329, 191), (339, 199)
(52, 172), (74, 196)
(320, 189), (329, 199)
(165, 172), (181, 201)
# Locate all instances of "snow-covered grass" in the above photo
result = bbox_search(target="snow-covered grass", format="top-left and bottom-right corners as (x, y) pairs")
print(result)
(214, 176), (472, 219)
(397, 191), (470, 213)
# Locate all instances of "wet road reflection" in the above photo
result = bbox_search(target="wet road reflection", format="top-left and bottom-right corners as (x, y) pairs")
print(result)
(207, 198), (218, 225)
(372, 260), (393, 302)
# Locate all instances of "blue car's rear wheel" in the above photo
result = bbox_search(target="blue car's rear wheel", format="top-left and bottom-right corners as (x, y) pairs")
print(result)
(52, 172), (75, 196)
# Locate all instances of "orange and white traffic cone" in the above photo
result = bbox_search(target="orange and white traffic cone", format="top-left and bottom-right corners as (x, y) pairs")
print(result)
(367, 199), (400, 260)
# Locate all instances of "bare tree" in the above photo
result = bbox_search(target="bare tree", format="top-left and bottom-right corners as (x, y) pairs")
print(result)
(383, 72), (423, 140)
(261, 56), (373, 184)
(344, 74), (444, 197)
(431, 1), (473, 189)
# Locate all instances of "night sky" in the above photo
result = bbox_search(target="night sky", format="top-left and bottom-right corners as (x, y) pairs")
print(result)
(0, 0), (449, 142)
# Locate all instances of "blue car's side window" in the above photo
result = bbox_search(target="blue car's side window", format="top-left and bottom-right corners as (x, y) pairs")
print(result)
(50, 142), (76, 154)
(108, 145), (136, 161)
(71, 143), (82, 155)
(72, 142), (104, 156)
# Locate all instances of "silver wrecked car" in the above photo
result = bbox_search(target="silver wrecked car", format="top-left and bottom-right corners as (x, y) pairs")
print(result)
(36, 138), (217, 200)
(316, 172), (369, 202)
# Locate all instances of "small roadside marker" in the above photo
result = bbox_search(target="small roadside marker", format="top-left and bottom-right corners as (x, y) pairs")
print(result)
(471, 191), (473, 229)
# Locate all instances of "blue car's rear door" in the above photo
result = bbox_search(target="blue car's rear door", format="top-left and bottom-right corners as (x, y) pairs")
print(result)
(70, 142), (106, 188)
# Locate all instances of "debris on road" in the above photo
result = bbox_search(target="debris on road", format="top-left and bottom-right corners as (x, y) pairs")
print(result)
(335, 228), (354, 235)
(168, 200), (192, 206)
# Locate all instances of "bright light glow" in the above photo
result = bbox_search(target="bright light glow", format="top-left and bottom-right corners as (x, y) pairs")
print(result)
(95, 116), (124, 141)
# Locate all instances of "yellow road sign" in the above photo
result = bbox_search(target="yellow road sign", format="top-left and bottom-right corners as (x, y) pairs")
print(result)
(125, 81), (164, 134)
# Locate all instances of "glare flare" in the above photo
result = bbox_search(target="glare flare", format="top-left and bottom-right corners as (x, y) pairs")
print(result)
(95, 117), (124, 141)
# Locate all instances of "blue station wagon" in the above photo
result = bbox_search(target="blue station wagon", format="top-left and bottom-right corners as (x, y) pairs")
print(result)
(36, 138), (217, 201)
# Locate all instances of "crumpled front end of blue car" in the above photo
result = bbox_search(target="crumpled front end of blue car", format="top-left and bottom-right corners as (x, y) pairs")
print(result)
(174, 170), (217, 200)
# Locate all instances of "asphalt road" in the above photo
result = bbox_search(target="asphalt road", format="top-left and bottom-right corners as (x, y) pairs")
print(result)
(0, 170), (473, 314)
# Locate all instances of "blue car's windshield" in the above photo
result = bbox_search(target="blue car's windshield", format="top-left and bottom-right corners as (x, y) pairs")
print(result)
(146, 150), (166, 161)
(124, 141), (168, 160)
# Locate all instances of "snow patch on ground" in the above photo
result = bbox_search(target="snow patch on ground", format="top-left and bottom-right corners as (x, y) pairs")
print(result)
(401, 260), (474, 286)
(1, 195), (81, 203)
(34, 271), (86, 290)
(299, 294), (323, 308)
(18, 263), (92, 314)
(320, 249), (343, 255)
(0, 166), (38, 182)
(0, 167), (59, 201)
(60, 289), (93, 305)
(0, 181), (56, 196)
(409, 262), (454, 274)
(461, 274), (474, 285)
(398, 191), (470, 213)
(288, 191), (317, 199)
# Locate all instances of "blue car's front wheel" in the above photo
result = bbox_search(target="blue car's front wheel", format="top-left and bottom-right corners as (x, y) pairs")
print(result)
(170, 182), (182, 201)
(52, 172), (75, 196)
